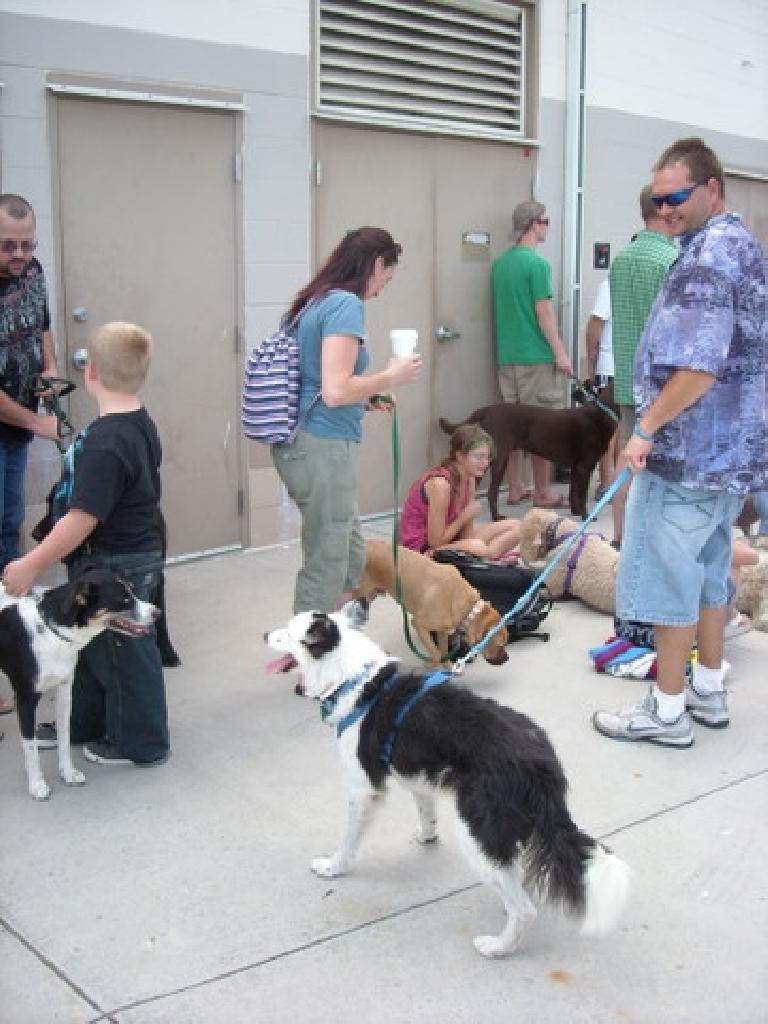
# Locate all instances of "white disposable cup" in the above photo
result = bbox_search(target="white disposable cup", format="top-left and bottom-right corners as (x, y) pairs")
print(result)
(390, 328), (419, 357)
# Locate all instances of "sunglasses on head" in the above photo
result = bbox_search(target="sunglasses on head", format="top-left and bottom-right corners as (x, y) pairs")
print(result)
(650, 184), (702, 209)
(0, 238), (37, 255)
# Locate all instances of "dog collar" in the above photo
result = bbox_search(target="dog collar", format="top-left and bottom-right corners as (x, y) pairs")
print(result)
(456, 599), (484, 633)
(320, 662), (381, 725)
(39, 610), (74, 644)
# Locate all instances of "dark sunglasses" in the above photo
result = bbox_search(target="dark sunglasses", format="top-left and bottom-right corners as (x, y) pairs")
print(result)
(650, 184), (702, 209)
(0, 238), (37, 255)
(536, 216), (550, 226)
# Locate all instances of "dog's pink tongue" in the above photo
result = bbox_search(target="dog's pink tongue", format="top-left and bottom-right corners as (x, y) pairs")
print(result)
(266, 653), (297, 675)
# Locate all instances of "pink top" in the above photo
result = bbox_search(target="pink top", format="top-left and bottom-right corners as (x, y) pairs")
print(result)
(398, 467), (470, 552)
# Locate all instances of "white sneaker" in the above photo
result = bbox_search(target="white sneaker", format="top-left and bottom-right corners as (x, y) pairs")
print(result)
(592, 689), (693, 748)
(685, 683), (729, 728)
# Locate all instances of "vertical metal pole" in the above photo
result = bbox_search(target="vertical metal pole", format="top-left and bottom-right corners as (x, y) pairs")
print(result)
(562, 0), (587, 389)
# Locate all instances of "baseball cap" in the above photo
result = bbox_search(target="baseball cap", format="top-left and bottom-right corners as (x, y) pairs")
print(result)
(511, 200), (546, 241)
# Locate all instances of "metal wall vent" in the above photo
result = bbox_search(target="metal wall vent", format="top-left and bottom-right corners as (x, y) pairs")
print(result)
(315, 0), (525, 140)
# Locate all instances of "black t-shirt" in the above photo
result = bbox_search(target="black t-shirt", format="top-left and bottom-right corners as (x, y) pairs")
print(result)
(70, 408), (163, 553)
(0, 258), (51, 444)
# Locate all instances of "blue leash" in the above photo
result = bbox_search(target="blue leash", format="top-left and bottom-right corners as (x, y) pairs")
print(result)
(326, 470), (631, 763)
(452, 467), (632, 673)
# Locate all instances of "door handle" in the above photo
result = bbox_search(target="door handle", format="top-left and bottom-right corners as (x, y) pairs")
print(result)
(436, 325), (461, 342)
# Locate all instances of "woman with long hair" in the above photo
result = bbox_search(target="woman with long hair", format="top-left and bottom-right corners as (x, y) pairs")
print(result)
(399, 424), (520, 559)
(272, 227), (421, 614)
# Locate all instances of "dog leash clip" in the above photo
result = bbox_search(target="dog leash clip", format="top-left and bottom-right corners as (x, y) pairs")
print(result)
(450, 649), (477, 676)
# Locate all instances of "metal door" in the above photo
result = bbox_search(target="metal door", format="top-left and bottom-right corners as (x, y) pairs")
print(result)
(314, 124), (434, 516)
(726, 175), (768, 247)
(55, 97), (241, 558)
(314, 123), (533, 513)
(431, 135), (532, 463)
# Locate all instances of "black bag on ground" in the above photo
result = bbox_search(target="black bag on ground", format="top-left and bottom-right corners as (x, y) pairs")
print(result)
(433, 550), (551, 643)
(614, 617), (655, 649)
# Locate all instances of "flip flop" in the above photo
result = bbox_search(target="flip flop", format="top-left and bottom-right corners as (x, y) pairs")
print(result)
(534, 494), (569, 509)
(505, 488), (533, 506)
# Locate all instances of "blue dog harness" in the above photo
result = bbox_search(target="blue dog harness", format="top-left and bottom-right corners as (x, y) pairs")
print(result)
(378, 670), (450, 767)
(321, 665), (451, 768)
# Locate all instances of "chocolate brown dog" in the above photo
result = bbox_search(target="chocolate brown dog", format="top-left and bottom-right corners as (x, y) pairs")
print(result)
(439, 381), (618, 521)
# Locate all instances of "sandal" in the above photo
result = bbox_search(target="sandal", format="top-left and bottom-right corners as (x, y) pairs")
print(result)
(505, 488), (533, 506)
(534, 494), (569, 509)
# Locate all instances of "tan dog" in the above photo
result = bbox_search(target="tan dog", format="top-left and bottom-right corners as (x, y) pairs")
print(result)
(518, 507), (618, 615)
(735, 556), (768, 631)
(355, 539), (509, 666)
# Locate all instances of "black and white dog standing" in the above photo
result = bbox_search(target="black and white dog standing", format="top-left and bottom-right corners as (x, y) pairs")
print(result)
(0, 569), (158, 800)
(265, 601), (630, 958)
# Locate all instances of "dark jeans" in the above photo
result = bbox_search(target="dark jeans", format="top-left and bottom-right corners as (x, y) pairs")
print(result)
(68, 549), (170, 763)
(0, 439), (29, 571)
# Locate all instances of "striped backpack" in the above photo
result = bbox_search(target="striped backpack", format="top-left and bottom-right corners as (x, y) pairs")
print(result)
(241, 313), (304, 445)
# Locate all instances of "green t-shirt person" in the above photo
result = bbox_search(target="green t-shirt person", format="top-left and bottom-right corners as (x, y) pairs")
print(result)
(491, 245), (555, 365)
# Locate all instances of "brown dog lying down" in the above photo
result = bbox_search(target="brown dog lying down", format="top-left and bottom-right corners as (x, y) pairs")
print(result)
(439, 381), (618, 521)
(518, 507), (618, 615)
(354, 539), (509, 666)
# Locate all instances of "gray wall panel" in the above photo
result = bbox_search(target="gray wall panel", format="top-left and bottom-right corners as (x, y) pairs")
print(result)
(0, 12), (306, 98)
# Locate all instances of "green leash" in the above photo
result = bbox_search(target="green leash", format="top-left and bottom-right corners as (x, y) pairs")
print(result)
(34, 376), (76, 453)
(387, 401), (431, 662)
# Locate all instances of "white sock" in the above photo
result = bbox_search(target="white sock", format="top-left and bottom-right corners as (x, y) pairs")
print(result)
(652, 686), (685, 723)
(693, 662), (726, 694)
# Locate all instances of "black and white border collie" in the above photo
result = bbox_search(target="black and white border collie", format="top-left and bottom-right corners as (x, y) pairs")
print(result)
(265, 601), (630, 958)
(0, 569), (158, 800)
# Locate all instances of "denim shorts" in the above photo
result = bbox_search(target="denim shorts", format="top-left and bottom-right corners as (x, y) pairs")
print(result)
(617, 471), (744, 627)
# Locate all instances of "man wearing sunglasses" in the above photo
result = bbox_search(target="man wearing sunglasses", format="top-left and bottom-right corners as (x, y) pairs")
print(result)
(593, 137), (767, 749)
(491, 199), (574, 508)
(0, 194), (59, 577)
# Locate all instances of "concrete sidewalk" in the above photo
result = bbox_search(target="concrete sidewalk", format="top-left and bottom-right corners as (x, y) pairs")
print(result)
(1, 508), (767, 1023)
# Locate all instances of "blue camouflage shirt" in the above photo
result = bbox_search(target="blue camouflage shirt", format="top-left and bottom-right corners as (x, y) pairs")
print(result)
(634, 212), (767, 492)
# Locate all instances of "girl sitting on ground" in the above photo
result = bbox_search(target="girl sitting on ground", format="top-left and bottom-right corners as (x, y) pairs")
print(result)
(399, 424), (521, 559)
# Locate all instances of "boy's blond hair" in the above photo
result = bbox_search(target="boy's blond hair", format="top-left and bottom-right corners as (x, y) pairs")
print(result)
(88, 321), (153, 393)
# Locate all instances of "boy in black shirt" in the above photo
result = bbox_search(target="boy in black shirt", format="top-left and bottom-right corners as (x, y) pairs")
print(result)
(3, 322), (170, 765)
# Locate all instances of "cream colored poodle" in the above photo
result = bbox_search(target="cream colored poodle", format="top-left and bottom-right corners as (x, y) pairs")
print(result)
(519, 508), (768, 628)
(735, 555), (768, 632)
(518, 507), (618, 615)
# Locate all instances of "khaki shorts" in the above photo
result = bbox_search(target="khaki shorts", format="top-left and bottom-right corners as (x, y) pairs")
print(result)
(498, 363), (563, 408)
